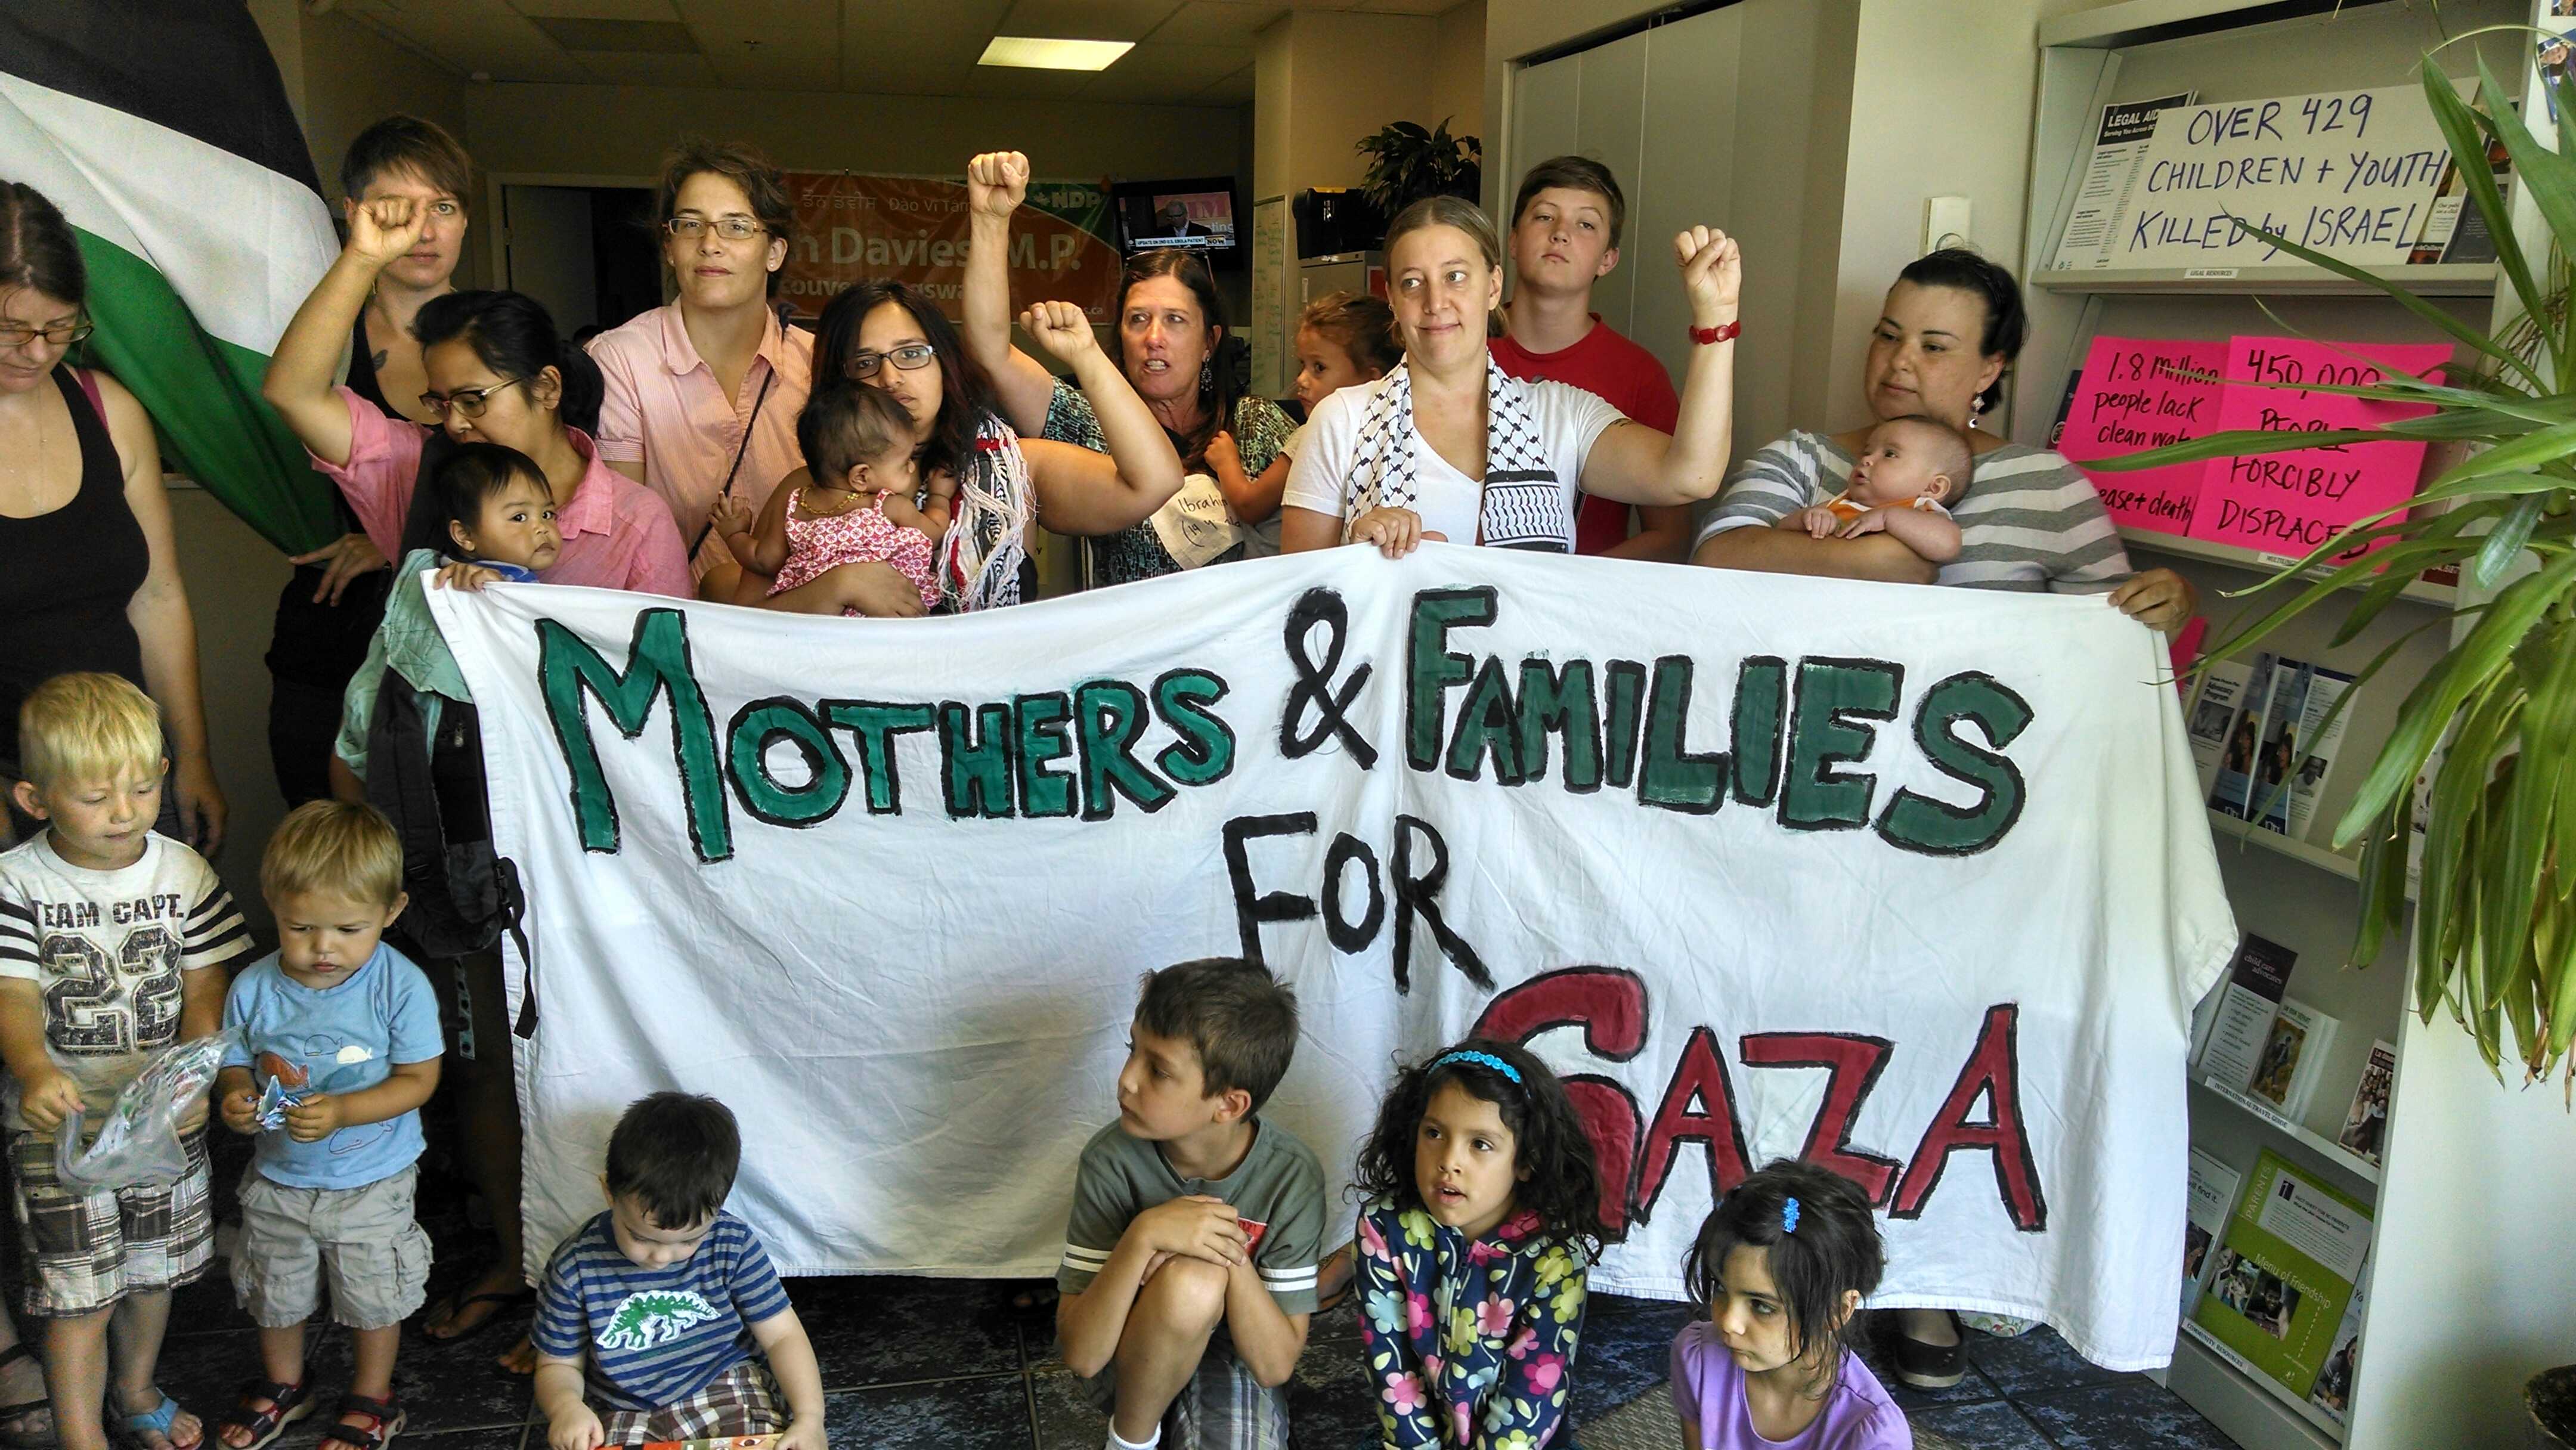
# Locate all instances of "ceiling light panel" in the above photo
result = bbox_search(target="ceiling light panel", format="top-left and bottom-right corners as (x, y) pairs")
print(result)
(976, 36), (1134, 69)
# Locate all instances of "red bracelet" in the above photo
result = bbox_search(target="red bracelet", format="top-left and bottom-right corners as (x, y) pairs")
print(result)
(1689, 320), (1741, 346)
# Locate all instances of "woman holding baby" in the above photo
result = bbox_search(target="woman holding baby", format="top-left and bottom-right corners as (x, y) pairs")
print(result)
(1690, 247), (2196, 631)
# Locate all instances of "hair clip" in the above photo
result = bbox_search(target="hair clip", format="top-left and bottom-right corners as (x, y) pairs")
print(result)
(1429, 1049), (1522, 1085)
(1781, 1197), (1801, 1235)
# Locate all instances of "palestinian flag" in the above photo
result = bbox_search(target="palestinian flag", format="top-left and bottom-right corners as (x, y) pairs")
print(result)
(2, 1), (340, 552)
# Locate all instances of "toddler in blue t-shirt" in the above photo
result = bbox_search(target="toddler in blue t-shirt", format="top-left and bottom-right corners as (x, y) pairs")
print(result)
(532, 1093), (825, 1450)
(212, 803), (444, 1450)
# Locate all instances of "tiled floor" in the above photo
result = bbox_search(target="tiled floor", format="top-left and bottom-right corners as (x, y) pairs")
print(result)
(138, 1159), (2239, 1450)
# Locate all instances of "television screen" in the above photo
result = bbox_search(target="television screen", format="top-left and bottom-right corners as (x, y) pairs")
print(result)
(1116, 180), (1237, 252)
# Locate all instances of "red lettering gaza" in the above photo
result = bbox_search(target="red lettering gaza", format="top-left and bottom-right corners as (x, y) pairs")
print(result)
(1739, 1032), (1902, 1204)
(1891, 1003), (2048, 1229)
(1474, 968), (1649, 1232)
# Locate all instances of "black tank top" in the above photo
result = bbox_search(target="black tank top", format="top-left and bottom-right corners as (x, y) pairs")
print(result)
(0, 368), (150, 764)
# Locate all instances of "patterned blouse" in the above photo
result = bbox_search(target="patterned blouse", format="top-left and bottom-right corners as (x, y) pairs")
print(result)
(1356, 1197), (1589, 1449)
(1043, 378), (1295, 585)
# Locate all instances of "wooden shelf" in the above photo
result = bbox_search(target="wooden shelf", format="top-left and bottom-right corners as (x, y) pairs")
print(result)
(2123, 528), (2459, 607)
(2207, 808), (2364, 881)
(2033, 264), (2498, 297)
(2195, 1074), (2383, 1185)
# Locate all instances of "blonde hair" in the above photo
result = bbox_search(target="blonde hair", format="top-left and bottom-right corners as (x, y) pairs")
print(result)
(1382, 195), (1507, 339)
(262, 801), (404, 908)
(17, 673), (163, 789)
(1297, 291), (1401, 375)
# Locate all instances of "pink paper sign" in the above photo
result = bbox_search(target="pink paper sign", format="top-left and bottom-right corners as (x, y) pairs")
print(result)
(2193, 337), (2451, 556)
(2058, 337), (2227, 533)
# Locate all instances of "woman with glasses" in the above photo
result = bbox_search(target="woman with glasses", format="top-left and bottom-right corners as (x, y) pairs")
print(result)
(741, 279), (1185, 615)
(262, 193), (692, 599)
(587, 141), (813, 602)
(0, 181), (227, 860)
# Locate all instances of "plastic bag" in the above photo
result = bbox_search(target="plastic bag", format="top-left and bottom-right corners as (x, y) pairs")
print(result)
(53, 1030), (237, 1192)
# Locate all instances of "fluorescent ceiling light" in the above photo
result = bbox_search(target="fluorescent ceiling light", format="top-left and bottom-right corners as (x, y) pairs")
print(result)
(977, 36), (1133, 70)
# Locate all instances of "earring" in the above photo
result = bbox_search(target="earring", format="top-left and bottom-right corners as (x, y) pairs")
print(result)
(1968, 395), (1987, 431)
(1200, 358), (1215, 394)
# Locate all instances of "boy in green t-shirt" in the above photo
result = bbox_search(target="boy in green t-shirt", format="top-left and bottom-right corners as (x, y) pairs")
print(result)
(1054, 959), (1324, 1450)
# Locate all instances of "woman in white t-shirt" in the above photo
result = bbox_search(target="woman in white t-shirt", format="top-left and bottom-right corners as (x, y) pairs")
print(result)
(1280, 194), (1739, 554)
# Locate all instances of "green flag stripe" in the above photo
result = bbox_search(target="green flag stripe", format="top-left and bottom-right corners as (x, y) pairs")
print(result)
(70, 228), (338, 554)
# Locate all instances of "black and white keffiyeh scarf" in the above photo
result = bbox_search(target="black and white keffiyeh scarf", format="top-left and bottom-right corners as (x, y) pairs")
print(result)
(1341, 356), (1572, 552)
(937, 411), (1034, 612)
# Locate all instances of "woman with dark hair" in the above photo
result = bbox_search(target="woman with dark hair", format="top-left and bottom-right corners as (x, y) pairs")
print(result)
(588, 140), (813, 600)
(264, 195), (690, 598)
(0, 174), (230, 1450)
(0, 181), (227, 858)
(733, 278), (1184, 614)
(1690, 248), (2197, 631)
(962, 152), (1296, 579)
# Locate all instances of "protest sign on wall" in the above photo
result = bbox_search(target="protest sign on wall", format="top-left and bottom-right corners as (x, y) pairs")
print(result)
(779, 171), (1120, 320)
(2057, 337), (2228, 532)
(2193, 337), (2450, 556)
(431, 549), (2237, 1371)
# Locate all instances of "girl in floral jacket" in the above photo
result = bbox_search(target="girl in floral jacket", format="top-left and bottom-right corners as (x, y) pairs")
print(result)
(1351, 1038), (1612, 1448)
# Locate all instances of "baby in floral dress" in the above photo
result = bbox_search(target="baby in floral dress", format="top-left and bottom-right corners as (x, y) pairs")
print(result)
(1351, 1039), (1609, 1448)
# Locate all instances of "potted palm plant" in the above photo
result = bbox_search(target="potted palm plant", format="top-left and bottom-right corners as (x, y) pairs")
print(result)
(1354, 117), (1484, 225)
(2094, 49), (2575, 1092)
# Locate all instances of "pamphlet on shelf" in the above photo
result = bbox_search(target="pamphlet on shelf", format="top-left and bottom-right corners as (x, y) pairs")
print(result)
(2188, 659), (2259, 797)
(2336, 1040), (2395, 1168)
(2196, 934), (2297, 1089)
(2285, 665), (2356, 842)
(2247, 997), (2339, 1120)
(2184, 1148), (2244, 1317)
(2191, 1150), (2373, 1401)
(2051, 92), (2196, 270)
(2208, 652), (2280, 820)
(2308, 1252), (2370, 1427)
(2250, 658), (2315, 835)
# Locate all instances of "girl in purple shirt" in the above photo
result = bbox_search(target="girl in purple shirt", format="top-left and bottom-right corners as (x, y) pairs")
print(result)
(1671, 1161), (1909, 1450)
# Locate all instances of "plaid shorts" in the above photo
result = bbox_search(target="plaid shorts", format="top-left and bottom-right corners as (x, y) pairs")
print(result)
(1079, 1325), (1288, 1450)
(7, 1127), (215, 1317)
(597, 1361), (785, 1446)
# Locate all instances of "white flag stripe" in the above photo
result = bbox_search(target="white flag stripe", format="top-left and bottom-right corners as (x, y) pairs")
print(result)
(0, 73), (333, 355)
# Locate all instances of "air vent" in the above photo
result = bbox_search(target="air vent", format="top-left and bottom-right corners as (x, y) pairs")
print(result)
(528, 18), (701, 54)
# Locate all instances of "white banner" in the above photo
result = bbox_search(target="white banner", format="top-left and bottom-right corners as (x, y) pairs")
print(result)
(431, 547), (2235, 1371)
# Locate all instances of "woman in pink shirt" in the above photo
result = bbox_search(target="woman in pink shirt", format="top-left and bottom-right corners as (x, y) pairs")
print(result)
(263, 196), (692, 599)
(587, 141), (812, 602)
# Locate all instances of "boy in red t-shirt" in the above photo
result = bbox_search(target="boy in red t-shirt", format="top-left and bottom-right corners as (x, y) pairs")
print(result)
(1491, 156), (1689, 560)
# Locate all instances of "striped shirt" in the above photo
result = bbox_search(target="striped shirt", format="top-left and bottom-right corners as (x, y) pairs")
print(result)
(533, 1209), (791, 1412)
(1058, 1117), (1324, 1314)
(0, 831), (250, 1133)
(1695, 429), (2134, 592)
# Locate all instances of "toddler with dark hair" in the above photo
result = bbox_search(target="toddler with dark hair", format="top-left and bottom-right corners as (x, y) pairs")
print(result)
(1055, 958), (1325, 1450)
(532, 1093), (824, 1450)
(1672, 1160), (1908, 1449)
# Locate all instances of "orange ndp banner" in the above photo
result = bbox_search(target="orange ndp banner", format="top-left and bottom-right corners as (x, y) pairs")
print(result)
(779, 171), (1122, 321)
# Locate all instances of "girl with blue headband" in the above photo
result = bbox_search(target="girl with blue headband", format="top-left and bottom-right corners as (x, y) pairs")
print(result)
(1674, 1160), (1907, 1449)
(1349, 1039), (1608, 1447)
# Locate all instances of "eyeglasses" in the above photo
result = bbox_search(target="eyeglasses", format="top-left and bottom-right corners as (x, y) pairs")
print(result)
(847, 344), (937, 379)
(664, 216), (765, 241)
(0, 318), (95, 349)
(420, 376), (531, 419)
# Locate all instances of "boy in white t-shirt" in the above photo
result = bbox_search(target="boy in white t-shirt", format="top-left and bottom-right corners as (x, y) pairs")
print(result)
(0, 673), (250, 1450)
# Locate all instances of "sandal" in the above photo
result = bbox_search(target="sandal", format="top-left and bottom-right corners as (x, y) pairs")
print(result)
(0, 1344), (57, 1450)
(213, 1381), (309, 1450)
(421, 1284), (534, 1343)
(116, 1395), (202, 1450)
(317, 1396), (404, 1450)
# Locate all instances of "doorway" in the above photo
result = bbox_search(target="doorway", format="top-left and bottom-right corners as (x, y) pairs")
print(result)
(500, 184), (660, 340)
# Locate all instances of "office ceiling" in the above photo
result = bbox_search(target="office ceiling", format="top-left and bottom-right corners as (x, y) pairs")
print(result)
(335, 0), (1460, 107)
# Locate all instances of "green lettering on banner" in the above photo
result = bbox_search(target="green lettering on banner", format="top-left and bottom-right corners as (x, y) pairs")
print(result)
(1515, 657), (1602, 793)
(1602, 659), (1646, 788)
(726, 697), (852, 826)
(940, 701), (1017, 819)
(536, 609), (731, 861)
(1877, 671), (2035, 855)
(822, 701), (936, 814)
(1638, 655), (1726, 813)
(1781, 658), (1903, 832)
(1729, 657), (1788, 807)
(1444, 656), (1525, 784)
(1015, 691), (1077, 819)
(1406, 588), (1496, 770)
(1073, 680), (1175, 818)
(1153, 670), (1236, 785)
